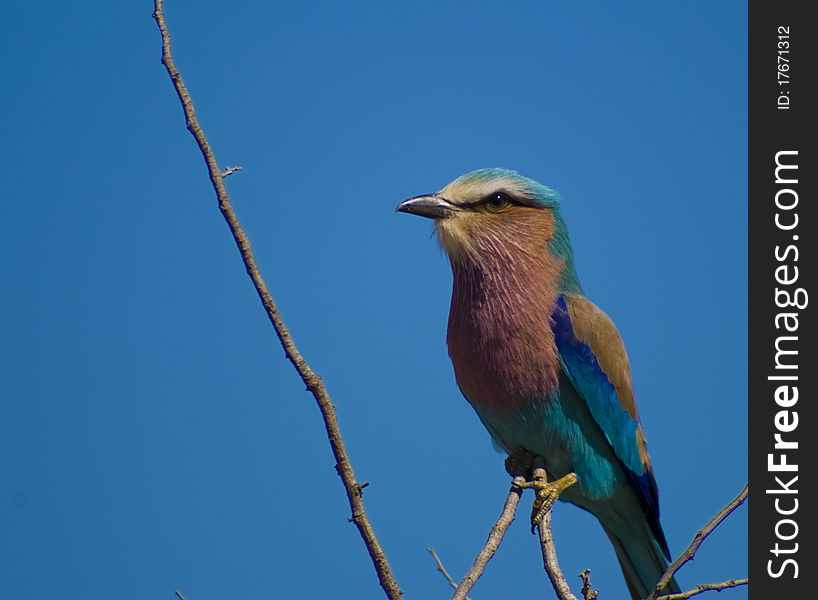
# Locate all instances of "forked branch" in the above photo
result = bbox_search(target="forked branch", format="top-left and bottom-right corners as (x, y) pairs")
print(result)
(649, 484), (749, 600)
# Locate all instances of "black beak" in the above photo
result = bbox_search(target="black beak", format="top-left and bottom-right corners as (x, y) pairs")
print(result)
(395, 194), (457, 220)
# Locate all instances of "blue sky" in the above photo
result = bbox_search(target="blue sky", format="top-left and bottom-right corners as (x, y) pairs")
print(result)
(0, 2), (747, 599)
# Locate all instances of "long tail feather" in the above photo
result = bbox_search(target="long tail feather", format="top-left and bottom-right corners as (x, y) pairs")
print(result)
(601, 523), (681, 600)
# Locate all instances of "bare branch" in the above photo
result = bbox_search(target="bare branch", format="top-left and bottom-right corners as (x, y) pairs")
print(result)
(647, 484), (748, 600)
(579, 569), (599, 600)
(657, 578), (748, 600)
(451, 476), (526, 600)
(532, 459), (579, 600)
(151, 2), (401, 598)
(427, 547), (469, 598)
(537, 511), (578, 600)
(221, 165), (243, 178)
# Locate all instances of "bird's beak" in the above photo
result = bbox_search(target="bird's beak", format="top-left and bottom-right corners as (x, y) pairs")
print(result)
(395, 194), (458, 220)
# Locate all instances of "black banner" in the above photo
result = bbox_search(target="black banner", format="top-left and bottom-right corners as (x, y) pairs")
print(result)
(749, 2), (816, 597)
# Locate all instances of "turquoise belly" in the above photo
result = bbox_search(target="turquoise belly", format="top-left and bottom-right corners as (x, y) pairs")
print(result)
(469, 375), (620, 502)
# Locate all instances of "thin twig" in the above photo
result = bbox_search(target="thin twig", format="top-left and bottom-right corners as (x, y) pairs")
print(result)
(152, 2), (402, 598)
(579, 569), (599, 600)
(538, 512), (578, 600)
(532, 459), (578, 600)
(451, 476), (526, 600)
(221, 165), (242, 178)
(647, 485), (748, 600)
(427, 547), (465, 596)
(657, 578), (748, 600)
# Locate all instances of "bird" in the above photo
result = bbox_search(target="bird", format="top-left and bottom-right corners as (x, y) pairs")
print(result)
(396, 168), (681, 599)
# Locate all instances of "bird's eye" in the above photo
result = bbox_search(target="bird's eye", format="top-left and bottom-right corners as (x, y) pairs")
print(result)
(485, 192), (511, 210)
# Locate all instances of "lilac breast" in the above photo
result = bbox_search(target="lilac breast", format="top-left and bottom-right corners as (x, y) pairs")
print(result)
(446, 258), (561, 415)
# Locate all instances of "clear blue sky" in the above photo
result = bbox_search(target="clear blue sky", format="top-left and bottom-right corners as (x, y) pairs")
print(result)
(0, 2), (747, 599)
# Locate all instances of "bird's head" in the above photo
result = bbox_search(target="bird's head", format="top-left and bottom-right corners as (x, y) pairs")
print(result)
(397, 168), (581, 293)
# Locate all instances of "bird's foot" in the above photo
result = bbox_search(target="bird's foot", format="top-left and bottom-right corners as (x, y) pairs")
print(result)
(504, 448), (536, 478)
(519, 472), (578, 533)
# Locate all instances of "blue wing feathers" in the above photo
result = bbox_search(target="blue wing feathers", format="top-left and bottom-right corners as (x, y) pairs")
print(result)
(552, 296), (643, 474)
(552, 295), (670, 558)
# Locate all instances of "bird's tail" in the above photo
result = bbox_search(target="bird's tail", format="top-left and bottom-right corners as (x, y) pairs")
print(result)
(601, 522), (681, 600)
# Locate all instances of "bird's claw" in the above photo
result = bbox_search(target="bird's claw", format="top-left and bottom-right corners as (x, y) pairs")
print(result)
(505, 450), (578, 532)
(519, 472), (578, 533)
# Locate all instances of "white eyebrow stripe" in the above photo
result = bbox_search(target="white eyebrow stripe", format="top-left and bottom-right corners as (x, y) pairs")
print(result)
(441, 177), (535, 205)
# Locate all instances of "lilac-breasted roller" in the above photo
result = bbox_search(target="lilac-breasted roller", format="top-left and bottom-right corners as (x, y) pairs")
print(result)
(397, 168), (680, 599)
